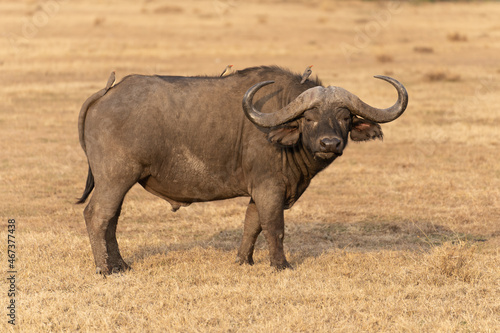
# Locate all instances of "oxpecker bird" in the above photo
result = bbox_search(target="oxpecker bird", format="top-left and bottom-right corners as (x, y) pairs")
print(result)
(105, 71), (115, 90)
(220, 65), (233, 77)
(300, 65), (313, 84)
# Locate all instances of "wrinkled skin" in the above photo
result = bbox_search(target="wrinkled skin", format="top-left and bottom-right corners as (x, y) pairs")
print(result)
(77, 66), (406, 274)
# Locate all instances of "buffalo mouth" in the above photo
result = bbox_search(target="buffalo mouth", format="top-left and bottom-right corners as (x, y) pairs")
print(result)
(314, 152), (340, 159)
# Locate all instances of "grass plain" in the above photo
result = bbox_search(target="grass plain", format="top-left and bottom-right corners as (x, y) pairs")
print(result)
(0, 0), (499, 332)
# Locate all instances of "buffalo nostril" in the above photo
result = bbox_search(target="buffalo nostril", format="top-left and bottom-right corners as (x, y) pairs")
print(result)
(320, 137), (341, 148)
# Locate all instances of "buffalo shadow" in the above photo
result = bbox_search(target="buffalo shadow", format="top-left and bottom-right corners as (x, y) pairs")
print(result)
(127, 218), (487, 267)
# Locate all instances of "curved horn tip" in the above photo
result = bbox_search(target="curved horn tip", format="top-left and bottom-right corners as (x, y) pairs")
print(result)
(344, 75), (408, 123)
(373, 75), (408, 96)
(374, 75), (408, 93)
(374, 75), (395, 82)
(243, 80), (275, 98)
(373, 75), (407, 92)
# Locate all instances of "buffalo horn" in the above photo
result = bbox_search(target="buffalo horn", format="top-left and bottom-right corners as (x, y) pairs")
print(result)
(337, 75), (408, 123)
(242, 76), (408, 128)
(242, 81), (325, 128)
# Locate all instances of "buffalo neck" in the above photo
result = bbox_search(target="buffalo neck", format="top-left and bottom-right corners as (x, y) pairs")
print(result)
(281, 140), (335, 208)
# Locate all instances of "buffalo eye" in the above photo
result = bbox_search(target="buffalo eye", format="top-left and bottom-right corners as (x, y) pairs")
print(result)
(304, 109), (319, 123)
(340, 109), (352, 123)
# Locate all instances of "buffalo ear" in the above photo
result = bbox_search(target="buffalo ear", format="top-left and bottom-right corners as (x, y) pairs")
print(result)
(350, 116), (383, 141)
(267, 121), (300, 146)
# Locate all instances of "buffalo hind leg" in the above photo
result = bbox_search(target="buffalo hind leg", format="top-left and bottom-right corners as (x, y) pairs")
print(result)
(84, 185), (133, 275)
(237, 199), (262, 265)
(105, 200), (128, 273)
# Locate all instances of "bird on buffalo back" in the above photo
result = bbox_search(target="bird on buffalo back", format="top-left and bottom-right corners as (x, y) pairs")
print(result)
(220, 65), (234, 77)
(300, 65), (313, 84)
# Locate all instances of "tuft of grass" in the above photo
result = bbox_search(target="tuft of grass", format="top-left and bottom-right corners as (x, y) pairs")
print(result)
(256, 14), (268, 24)
(447, 32), (468, 42)
(376, 54), (393, 63)
(93, 17), (105, 27)
(317, 16), (328, 24)
(153, 5), (184, 14)
(424, 70), (461, 82)
(413, 46), (434, 53)
(430, 241), (481, 283)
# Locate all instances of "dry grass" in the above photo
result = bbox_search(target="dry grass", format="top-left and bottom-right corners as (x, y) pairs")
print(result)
(424, 70), (461, 82)
(376, 54), (394, 63)
(447, 32), (468, 42)
(413, 46), (434, 53)
(152, 5), (184, 15)
(1, 0), (499, 332)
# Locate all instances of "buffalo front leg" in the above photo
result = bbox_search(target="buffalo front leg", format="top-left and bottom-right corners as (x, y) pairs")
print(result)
(237, 199), (262, 265)
(84, 187), (130, 275)
(252, 187), (291, 270)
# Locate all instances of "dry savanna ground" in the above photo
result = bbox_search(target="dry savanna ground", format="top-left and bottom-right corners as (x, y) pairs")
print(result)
(1, 0), (499, 332)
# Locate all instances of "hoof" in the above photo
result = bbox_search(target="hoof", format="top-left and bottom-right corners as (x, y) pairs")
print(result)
(272, 261), (293, 271)
(111, 263), (131, 274)
(236, 256), (254, 266)
(95, 267), (107, 278)
(95, 261), (130, 275)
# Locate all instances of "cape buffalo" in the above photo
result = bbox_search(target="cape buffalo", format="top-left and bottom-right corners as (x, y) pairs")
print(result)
(77, 66), (408, 274)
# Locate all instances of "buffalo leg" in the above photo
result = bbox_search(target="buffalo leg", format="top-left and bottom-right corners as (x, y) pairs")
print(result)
(237, 199), (262, 265)
(84, 185), (131, 274)
(252, 188), (291, 270)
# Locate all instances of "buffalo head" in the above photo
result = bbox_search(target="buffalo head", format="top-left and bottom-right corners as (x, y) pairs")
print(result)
(242, 76), (408, 160)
